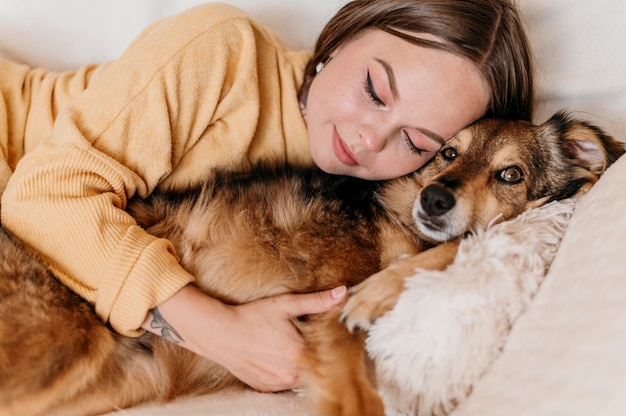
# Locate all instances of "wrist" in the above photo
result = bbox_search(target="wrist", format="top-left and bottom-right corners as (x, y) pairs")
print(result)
(142, 284), (231, 357)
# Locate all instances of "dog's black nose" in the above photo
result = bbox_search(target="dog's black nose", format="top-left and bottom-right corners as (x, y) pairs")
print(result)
(420, 184), (456, 217)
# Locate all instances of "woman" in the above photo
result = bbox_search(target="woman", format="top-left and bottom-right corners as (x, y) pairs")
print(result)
(0, 0), (533, 393)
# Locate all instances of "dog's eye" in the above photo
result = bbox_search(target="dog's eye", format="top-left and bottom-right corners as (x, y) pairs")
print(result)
(441, 147), (457, 161)
(498, 166), (524, 184)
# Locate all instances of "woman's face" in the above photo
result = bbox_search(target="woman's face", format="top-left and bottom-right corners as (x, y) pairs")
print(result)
(304, 29), (490, 180)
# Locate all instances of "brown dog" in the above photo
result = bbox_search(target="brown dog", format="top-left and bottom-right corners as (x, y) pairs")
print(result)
(0, 112), (623, 416)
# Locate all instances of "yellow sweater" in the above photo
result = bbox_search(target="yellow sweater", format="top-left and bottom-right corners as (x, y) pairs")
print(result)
(0, 3), (313, 336)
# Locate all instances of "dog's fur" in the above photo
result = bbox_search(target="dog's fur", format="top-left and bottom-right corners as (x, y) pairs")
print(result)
(0, 112), (623, 416)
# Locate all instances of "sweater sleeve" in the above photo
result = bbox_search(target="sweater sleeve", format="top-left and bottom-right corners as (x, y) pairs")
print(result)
(1, 4), (301, 336)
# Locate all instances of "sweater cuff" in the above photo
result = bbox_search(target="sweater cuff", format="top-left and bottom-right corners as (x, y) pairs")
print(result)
(95, 226), (195, 337)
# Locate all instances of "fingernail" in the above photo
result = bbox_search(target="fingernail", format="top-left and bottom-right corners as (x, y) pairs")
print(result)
(331, 285), (347, 299)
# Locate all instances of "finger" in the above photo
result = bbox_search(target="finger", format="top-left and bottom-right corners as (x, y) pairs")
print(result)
(284, 285), (347, 317)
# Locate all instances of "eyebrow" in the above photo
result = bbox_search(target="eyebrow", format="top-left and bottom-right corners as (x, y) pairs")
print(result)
(375, 58), (446, 146)
(418, 128), (446, 146)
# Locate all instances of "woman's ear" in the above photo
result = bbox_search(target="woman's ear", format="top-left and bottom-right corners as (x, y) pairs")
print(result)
(315, 53), (336, 74)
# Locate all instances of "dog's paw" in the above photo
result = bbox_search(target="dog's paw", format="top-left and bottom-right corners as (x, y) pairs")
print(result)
(341, 269), (405, 332)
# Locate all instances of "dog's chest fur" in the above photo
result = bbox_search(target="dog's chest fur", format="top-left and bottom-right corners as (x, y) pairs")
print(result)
(127, 165), (422, 304)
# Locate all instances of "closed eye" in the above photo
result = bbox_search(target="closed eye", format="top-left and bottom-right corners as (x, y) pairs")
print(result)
(364, 70), (385, 107)
(404, 131), (425, 156)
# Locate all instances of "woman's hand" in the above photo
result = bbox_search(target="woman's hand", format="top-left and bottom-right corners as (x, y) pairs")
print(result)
(142, 284), (347, 392)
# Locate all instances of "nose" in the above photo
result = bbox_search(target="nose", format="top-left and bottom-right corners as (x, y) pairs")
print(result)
(420, 183), (456, 217)
(359, 127), (388, 153)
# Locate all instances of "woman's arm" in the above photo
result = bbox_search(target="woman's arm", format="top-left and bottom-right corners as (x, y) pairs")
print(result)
(2, 3), (301, 336)
(1, 3), (315, 390)
(142, 284), (347, 391)
(2, 6), (320, 391)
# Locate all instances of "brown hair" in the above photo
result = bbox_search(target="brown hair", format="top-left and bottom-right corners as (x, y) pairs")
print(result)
(301, 0), (534, 121)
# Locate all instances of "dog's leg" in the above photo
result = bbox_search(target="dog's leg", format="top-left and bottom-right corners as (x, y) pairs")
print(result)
(342, 240), (460, 332)
(298, 308), (385, 416)
(0, 246), (136, 416)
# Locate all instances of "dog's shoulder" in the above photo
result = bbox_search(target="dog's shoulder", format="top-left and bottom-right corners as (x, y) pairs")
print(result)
(206, 162), (383, 212)
(128, 161), (386, 229)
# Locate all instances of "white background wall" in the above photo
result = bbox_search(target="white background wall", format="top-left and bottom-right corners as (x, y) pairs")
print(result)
(0, 0), (346, 69)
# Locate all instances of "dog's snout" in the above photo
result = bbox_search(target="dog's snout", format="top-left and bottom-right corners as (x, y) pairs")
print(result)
(436, 174), (461, 189)
(420, 184), (456, 217)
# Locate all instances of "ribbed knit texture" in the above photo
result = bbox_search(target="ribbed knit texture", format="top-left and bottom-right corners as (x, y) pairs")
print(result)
(0, 3), (312, 335)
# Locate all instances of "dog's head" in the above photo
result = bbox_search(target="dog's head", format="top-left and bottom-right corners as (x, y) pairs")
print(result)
(385, 111), (624, 243)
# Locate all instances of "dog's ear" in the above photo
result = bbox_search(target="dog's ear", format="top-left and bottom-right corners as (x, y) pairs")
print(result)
(549, 111), (625, 177)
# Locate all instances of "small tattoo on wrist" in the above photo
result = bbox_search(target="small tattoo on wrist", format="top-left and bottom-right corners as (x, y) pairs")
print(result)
(149, 307), (185, 344)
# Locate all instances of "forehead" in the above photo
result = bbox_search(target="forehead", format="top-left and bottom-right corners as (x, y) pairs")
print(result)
(450, 120), (541, 164)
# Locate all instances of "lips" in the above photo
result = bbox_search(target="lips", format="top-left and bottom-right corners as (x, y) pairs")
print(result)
(332, 127), (359, 167)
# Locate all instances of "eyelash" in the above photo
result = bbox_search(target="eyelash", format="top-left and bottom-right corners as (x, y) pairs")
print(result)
(364, 71), (385, 107)
(404, 131), (425, 156)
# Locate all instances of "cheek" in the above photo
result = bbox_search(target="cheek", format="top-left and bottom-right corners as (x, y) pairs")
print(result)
(308, 72), (363, 122)
(390, 143), (438, 173)
(473, 192), (501, 224)
(373, 154), (432, 180)
(468, 186), (527, 227)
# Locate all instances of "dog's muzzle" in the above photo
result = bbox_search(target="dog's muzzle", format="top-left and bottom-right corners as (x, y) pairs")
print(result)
(412, 183), (461, 242)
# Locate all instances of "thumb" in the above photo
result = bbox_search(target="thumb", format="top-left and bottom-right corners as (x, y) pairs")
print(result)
(285, 285), (347, 317)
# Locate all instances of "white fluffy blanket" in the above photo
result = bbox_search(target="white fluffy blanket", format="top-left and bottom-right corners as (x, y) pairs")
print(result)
(369, 199), (576, 416)
(110, 199), (575, 416)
